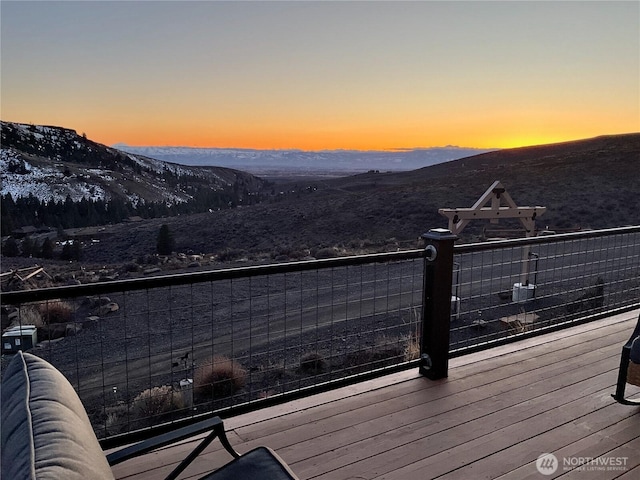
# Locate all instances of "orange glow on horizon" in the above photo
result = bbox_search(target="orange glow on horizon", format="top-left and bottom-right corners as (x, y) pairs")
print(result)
(5, 110), (637, 152)
(88, 128), (635, 152)
(73, 105), (637, 152)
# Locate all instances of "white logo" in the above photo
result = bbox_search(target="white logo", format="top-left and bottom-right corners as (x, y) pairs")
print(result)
(536, 453), (559, 475)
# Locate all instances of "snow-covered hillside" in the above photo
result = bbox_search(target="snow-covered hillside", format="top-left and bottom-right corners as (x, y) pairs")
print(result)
(0, 121), (264, 204)
(1, 147), (110, 203)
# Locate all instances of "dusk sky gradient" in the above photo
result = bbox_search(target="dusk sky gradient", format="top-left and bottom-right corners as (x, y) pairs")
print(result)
(1, 1), (638, 150)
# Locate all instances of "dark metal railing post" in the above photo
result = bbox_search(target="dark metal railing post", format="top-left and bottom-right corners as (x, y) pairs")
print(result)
(419, 228), (458, 379)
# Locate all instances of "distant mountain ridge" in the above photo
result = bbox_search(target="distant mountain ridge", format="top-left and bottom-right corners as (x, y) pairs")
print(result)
(113, 144), (496, 175)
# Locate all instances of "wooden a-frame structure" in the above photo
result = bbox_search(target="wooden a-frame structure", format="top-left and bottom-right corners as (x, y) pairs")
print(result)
(439, 180), (546, 287)
(439, 180), (546, 237)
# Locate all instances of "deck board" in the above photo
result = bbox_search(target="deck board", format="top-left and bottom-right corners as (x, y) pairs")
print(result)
(495, 414), (640, 480)
(110, 309), (640, 480)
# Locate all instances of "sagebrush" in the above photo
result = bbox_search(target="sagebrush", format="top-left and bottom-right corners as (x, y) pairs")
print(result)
(131, 385), (185, 418)
(194, 355), (246, 399)
(38, 300), (73, 324)
(11, 306), (44, 328)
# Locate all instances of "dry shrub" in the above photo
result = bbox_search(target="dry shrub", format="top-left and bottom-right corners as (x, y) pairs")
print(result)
(402, 311), (421, 361)
(11, 306), (44, 328)
(402, 333), (420, 361)
(258, 390), (276, 399)
(216, 248), (247, 263)
(194, 355), (246, 399)
(102, 403), (128, 436)
(38, 300), (73, 324)
(507, 318), (532, 335)
(299, 352), (327, 375)
(131, 385), (185, 419)
(314, 247), (338, 259)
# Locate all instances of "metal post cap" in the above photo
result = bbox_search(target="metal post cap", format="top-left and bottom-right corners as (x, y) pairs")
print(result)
(421, 228), (457, 241)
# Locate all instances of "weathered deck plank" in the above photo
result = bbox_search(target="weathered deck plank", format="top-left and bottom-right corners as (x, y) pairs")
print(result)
(110, 309), (640, 480)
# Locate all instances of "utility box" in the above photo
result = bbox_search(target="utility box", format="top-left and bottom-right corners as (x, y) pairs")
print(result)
(2, 325), (38, 353)
(179, 378), (194, 408)
(451, 296), (461, 320)
(512, 282), (536, 303)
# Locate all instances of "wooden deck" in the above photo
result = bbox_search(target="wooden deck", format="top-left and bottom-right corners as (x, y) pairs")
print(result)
(111, 309), (640, 480)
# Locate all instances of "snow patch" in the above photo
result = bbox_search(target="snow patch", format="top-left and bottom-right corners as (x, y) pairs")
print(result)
(1, 149), (109, 202)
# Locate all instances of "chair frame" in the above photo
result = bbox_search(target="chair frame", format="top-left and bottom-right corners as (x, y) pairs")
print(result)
(106, 416), (240, 480)
(611, 315), (640, 406)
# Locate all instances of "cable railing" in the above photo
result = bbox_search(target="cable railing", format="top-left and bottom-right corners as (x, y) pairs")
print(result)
(1, 225), (638, 446)
(449, 226), (640, 354)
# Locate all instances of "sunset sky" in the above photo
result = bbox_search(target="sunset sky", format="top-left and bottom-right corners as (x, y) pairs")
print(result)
(1, 1), (638, 151)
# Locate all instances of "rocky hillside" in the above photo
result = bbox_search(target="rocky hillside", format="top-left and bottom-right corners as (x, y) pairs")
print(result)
(309, 132), (640, 234)
(1, 121), (265, 207)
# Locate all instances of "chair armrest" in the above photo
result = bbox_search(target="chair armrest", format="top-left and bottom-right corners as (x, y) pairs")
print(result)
(107, 416), (239, 478)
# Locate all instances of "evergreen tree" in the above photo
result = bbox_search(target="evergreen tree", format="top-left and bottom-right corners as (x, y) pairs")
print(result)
(63, 195), (79, 228)
(1, 194), (16, 236)
(60, 240), (82, 261)
(156, 224), (175, 255)
(71, 240), (82, 261)
(21, 237), (34, 257)
(60, 242), (73, 260)
(41, 237), (54, 259)
(3, 237), (19, 257)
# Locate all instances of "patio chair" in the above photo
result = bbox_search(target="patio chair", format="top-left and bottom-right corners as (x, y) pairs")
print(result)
(1, 351), (299, 479)
(611, 312), (640, 405)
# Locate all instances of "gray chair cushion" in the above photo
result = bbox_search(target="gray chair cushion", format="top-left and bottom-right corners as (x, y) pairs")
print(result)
(199, 446), (299, 480)
(1, 351), (114, 480)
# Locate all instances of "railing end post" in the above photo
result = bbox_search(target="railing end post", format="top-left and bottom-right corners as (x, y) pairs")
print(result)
(420, 228), (457, 380)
